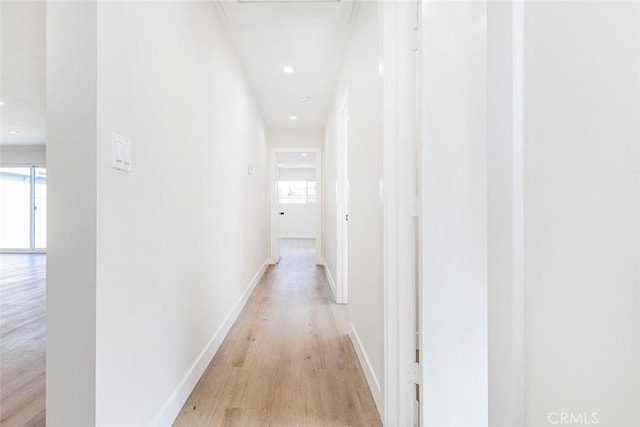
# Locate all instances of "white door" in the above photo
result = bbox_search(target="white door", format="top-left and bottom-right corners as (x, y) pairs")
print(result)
(271, 152), (281, 264)
(336, 93), (349, 304)
(419, 0), (489, 425)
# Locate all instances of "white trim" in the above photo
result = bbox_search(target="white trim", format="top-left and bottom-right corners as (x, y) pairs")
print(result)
(280, 234), (315, 239)
(381, 1), (420, 425)
(322, 261), (337, 302)
(381, 1), (401, 425)
(153, 258), (270, 427)
(0, 249), (46, 254)
(349, 323), (383, 416)
(511, 0), (526, 423)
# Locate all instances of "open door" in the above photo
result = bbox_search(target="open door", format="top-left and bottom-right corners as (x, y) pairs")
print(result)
(336, 91), (349, 304)
(270, 151), (281, 264)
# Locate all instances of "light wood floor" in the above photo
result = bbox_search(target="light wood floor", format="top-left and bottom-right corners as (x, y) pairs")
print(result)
(0, 254), (46, 427)
(173, 239), (381, 426)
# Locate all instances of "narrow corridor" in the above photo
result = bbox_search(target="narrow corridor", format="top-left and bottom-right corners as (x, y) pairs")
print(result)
(173, 239), (381, 426)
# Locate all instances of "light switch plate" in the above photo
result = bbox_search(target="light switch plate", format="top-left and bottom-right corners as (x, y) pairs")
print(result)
(112, 132), (132, 171)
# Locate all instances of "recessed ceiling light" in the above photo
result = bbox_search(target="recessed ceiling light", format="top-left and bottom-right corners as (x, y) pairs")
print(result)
(0, 101), (5, 106)
(8, 130), (19, 134)
(289, 115), (297, 120)
(283, 66), (294, 74)
(301, 97), (311, 102)
(302, 163), (307, 167)
(301, 153), (307, 156)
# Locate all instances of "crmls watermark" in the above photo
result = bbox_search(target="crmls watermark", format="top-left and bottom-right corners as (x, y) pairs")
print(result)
(547, 412), (599, 425)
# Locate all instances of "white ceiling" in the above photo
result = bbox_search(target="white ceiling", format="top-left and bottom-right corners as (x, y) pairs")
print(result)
(218, 0), (354, 131)
(0, 1), (352, 146)
(277, 152), (317, 168)
(0, 1), (46, 146)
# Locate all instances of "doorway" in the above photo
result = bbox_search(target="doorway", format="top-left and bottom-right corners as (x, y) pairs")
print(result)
(270, 148), (322, 265)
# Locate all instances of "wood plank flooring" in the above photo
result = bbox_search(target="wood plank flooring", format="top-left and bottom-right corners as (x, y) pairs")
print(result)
(0, 254), (46, 427)
(173, 239), (381, 426)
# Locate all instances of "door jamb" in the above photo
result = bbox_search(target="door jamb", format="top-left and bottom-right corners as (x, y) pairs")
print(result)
(381, 0), (420, 424)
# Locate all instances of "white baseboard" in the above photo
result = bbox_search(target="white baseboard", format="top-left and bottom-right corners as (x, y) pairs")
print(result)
(349, 323), (383, 419)
(280, 234), (315, 239)
(322, 260), (337, 302)
(0, 249), (46, 254)
(153, 258), (270, 427)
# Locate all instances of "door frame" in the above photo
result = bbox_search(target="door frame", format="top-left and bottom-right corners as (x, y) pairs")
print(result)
(380, 0), (420, 424)
(269, 147), (322, 265)
(335, 86), (349, 305)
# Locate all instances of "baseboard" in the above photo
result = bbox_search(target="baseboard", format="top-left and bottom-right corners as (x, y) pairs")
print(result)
(349, 323), (383, 419)
(322, 261), (337, 302)
(280, 234), (315, 239)
(152, 258), (270, 426)
(0, 249), (46, 254)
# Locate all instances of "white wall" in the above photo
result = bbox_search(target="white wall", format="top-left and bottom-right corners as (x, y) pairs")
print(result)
(0, 0), (46, 146)
(522, 2), (640, 425)
(278, 168), (317, 237)
(325, 1), (384, 414)
(48, 2), (269, 426)
(268, 129), (323, 149)
(46, 2), (98, 425)
(487, 2), (525, 426)
(0, 146), (46, 165)
(487, 2), (640, 425)
(420, 1), (488, 425)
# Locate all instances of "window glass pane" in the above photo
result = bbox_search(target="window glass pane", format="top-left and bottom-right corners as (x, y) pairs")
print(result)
(35, 168), (47, 248)
(307, 182), (317, 203)
(278, 181), (308, 204)
(277, 180), (317, 204)
(0, 167), (31, 248)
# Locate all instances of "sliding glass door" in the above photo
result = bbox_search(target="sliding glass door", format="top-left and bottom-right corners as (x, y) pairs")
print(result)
(0, 166), (47, 251)
(34, 168), (47, 249)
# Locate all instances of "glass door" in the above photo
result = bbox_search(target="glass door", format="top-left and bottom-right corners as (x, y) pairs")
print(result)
(0, 166), (47, 251)
(34, 167), (47, 249)
(0, 167), (32, 249)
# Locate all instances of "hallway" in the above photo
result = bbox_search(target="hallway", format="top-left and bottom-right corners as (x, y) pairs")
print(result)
(173, 239), (381, 426)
